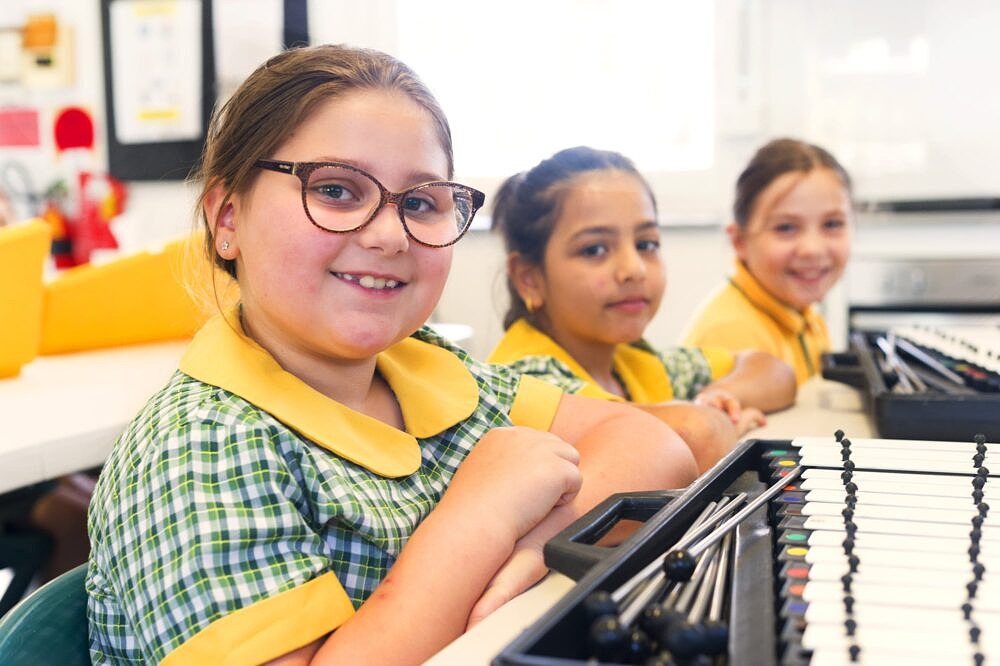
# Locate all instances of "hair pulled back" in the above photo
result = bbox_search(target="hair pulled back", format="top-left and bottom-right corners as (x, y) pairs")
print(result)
(190, 44), (454, 280)
(491, 146), (654, 329)
(733, 137), (852, 228)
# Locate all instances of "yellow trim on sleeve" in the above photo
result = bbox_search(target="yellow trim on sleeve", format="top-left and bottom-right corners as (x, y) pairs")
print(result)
(509, 375), (564, 431)
(699, 346), (735, 380)
(161, 572), (353, 666)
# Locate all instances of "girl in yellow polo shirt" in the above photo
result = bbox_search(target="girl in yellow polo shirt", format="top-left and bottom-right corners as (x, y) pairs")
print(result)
(85, 47), (698, 666)
(682, 138), (854, 383)
(489, 146), (797, 473)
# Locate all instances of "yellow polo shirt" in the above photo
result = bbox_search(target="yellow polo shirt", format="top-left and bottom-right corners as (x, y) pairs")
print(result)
(681, 260), (830, 384)
(489, 319), (734, 403)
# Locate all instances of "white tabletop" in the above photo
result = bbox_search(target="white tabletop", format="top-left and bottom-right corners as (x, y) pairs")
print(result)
(425, 377), (873, 665)
(0, 341), (187, 495)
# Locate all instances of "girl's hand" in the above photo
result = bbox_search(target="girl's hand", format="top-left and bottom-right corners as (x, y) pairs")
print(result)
(693, 386), (743, 422)
(694, 388), (767, 436)
(734, 406), (767, 436)
(440, 426), (583, 545)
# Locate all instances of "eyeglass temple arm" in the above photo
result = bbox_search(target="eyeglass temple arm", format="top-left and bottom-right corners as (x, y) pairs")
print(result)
(255, 159), (296, 175)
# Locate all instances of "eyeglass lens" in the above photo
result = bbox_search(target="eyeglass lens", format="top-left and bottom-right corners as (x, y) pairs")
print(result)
(305, 165), (473, 245)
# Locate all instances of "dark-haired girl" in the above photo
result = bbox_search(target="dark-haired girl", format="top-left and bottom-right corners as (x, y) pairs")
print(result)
(489, 146), (796, 472)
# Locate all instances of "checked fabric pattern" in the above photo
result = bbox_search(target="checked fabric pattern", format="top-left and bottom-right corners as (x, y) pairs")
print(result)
(86, 328), (528, 664)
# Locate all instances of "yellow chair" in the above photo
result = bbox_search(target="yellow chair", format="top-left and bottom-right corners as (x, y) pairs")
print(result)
(39, 234), (215, 354)
(0, 219), (51, 378)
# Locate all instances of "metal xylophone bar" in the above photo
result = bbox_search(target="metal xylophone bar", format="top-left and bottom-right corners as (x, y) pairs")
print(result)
(772, 434), (996, 666)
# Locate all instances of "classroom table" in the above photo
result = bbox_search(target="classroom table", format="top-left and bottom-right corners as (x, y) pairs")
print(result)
(0, 341), (187, 495)
(0, 322), (474, 497)
(424, 376), (874, 665)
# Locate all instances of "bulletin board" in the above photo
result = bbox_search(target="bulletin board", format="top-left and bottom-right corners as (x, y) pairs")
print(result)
(100, 0), (215, 181)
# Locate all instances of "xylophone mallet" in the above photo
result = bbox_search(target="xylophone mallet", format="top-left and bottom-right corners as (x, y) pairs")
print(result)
(663, 466), (804, 582)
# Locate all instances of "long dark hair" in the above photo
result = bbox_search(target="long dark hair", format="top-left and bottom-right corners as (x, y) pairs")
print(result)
(491, 146), (655, 329)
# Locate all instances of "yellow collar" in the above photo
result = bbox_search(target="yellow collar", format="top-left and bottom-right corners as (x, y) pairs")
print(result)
(179, 312), (479, 478)
(729, 260), (825, 336)
(489, 319), (673, 403)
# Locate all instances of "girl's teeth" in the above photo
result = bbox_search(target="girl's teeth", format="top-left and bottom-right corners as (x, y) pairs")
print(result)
(345, 273), (398, 290)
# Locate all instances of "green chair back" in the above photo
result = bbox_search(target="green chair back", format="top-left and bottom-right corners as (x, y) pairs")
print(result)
(0, 563), (90, 665)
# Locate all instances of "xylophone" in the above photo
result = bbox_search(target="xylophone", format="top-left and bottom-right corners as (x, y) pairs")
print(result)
(495, 433), (997, 666)
(824, 326), (1000, 441)
(886, 325), (1000, 392)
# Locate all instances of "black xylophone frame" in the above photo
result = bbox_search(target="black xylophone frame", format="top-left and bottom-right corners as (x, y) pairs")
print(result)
(822, 332), (1000, 442)
(494, 437), (791, 666)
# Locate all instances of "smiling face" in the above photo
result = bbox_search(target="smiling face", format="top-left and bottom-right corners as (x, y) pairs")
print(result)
(732, 168), (852, 311)
(518, 169), (664, 356)
(215, 88), (453, 370)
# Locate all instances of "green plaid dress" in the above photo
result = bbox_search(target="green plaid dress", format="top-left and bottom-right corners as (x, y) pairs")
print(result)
(86, 322), (560, 665)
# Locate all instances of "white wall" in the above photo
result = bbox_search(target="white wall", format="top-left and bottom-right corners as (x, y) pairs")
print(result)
(761, 0), (1000, 200)
(5, 0), (1000, 360)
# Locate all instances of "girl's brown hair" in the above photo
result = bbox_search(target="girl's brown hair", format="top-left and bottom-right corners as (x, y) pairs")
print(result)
(189, 44), (454, 281)
(733, 137), (852, 227)
(491, 146), (655, 329)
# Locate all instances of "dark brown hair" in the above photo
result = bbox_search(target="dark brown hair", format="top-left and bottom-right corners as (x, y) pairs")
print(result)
(491, 146), (655, 329)
(190, 44), (454, 280)
(733, 137), (852, 227)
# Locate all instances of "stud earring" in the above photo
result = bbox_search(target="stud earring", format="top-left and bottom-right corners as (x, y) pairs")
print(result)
(221, 241), (230, 252)
(525, 297), (537, 313)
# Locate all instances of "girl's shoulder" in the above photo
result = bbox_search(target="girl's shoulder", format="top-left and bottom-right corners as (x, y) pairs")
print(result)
(102, 370), (298, 483)
(495, 353), (588, 395)
(137, 368), (282, 432)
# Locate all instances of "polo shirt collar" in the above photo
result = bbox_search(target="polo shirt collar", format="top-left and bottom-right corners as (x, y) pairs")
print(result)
(179, 311), (479, 478)
(729, 260), (825, 336)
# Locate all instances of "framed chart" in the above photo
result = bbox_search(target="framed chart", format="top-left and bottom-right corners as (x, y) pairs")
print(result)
(100, 0), (216, 180)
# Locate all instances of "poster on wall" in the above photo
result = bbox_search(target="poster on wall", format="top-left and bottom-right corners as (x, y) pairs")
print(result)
(101, 0), (215, 181)
(109, 0), (202, 145)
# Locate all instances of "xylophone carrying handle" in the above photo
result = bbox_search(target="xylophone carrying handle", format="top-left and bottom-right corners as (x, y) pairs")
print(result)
(543, 490), (683, 581)
(820, 350), (869, 389)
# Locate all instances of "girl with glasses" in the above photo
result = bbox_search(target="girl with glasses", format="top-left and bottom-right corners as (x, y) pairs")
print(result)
(682, 138), (854, 384)
(85, 46), (698, 665)
(489, 146), (797, 473)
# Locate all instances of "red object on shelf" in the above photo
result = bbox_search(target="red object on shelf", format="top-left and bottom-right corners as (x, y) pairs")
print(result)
(53, 106), (94, 152)
(43, 172), (127, 268)
(71, 172), (123, 265)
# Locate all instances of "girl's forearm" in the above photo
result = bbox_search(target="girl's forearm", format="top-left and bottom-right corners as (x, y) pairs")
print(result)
(715, 351), (797, 412)
(311, 502), (513, 665)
